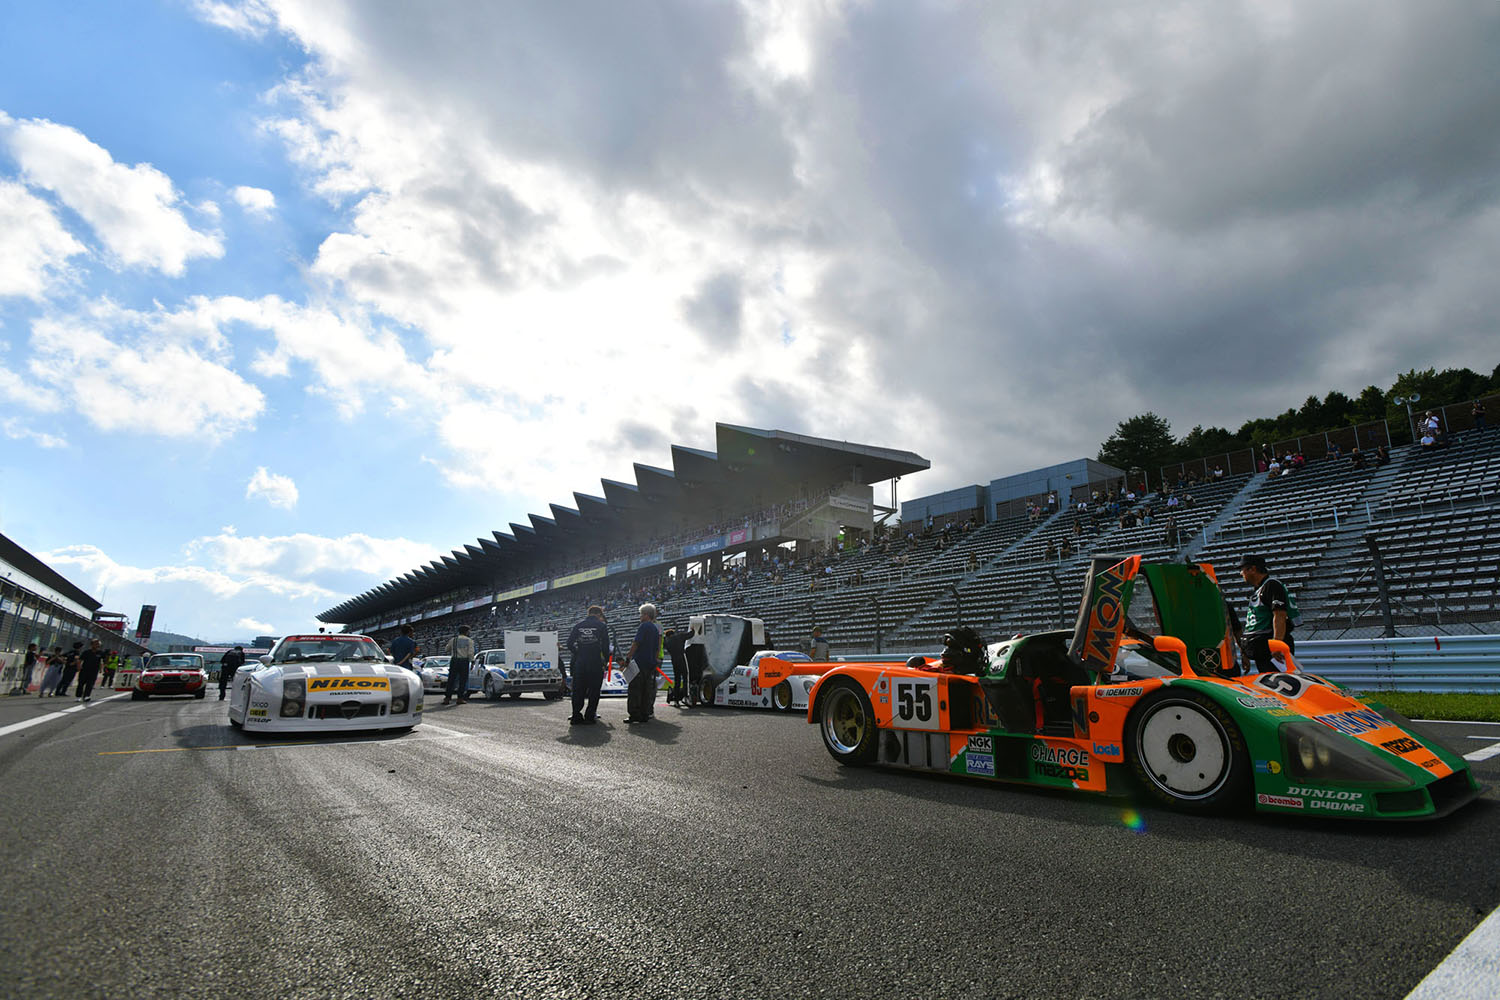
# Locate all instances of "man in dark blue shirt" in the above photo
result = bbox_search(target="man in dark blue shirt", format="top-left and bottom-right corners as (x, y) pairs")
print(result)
(389, 625), (418, 674)
(624, 603), (662, 724)
(566, 606), (612, 726)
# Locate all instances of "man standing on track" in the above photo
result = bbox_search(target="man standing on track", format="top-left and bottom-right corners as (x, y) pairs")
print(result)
(389, 625), (418, 675)
(663, 625), (689, 707)
(76, 639), (106, 703)
(218, 646), (246, 700)
(54, 642), (82, 697)
(623, 603), (661, 724)
(1238, 555), (1298, 673)
(12, 643), (39, 696)
(442, 626), (476, 706)
(566, 605), (612, 726)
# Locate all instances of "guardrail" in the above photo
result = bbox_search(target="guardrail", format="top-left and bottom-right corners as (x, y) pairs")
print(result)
(1292, 635), (1500, 692)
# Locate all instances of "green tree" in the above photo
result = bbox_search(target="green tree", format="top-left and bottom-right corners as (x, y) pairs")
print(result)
(1177, 424), (1239, 458)
(1099, 413), (1176, 480)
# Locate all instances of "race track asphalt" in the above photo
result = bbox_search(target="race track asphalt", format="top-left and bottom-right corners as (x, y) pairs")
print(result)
(1, 692), (1497, 1000)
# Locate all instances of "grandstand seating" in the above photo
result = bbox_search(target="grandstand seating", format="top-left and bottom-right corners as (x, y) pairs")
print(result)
(370, 427), (1500, 658)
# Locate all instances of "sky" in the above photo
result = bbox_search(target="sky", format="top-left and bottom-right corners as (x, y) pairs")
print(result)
(1, 1), (1497, 641)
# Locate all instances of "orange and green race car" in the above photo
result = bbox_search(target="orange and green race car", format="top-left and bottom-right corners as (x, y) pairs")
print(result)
(758, 555), (1481, 820)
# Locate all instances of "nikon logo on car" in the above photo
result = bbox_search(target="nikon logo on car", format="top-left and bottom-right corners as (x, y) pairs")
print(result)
(307, 677), (390, 693)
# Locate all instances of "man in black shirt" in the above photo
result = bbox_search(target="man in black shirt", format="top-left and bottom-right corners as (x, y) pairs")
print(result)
(219, 646), (246, 700)
(566, 605), (612, 726)
(663, 626), (690, 706)
(54, 643), (83, 697)
(1238, 555), (1296, 673)
(76, 639), (106, 703)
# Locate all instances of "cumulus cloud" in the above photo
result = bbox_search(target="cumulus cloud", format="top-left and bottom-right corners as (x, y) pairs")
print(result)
(0, 179), (86, 299)
(236, 616), (275, 633)
(23, 300), (264, 442)
(2, 417), (67, 448)
(246, 466), (298, 509)
(184, 528), (443, 582)
(0, 112), (223, 276)
(43, 542), (333, 602)
(231, 185), (276, 216)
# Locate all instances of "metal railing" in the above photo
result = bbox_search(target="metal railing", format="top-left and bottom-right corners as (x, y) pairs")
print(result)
(1292, 635), (1500, 692)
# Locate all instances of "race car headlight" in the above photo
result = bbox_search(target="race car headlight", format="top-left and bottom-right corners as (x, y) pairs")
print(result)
(390, 677), (409, 714)
(1280, 722), (1408, 785)
(281, 679), (305, 717)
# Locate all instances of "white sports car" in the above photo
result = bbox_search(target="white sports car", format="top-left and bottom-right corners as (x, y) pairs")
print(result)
(227, 633), (422, 733)
(414, 655), (481, 695)
(474, 646), (566, 701)
(707, 650), (823, 710)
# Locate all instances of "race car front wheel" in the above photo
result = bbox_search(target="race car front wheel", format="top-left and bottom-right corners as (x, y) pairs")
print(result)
(699, 677), (717, 706)
(819, 679), (877, 766)
(1127, 691), (1249, 813)
(771, 681), (793, 711)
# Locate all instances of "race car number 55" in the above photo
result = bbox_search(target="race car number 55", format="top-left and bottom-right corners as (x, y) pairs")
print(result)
(892, 678), (940, 731)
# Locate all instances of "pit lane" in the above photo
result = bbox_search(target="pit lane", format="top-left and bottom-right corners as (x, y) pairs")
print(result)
(0, 694), (1496, 1000)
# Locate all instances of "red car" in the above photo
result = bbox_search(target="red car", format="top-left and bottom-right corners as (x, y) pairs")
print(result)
(133, 654), (208, 700)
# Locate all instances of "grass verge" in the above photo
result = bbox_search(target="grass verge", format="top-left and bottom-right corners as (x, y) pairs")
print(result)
(1357, 690), (1500, 722)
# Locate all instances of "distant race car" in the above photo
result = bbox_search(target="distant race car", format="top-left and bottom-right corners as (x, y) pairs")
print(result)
(227, 633), (422, 733)
(474, 642), (566, 701)
(708, 650), (827, 710)
(774, 555), (1481, 820)
(133, 654), (208, 700)
(416, 655), (471, 695)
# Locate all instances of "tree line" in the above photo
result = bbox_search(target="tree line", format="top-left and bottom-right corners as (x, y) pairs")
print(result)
(1098, 362), (1500, 480)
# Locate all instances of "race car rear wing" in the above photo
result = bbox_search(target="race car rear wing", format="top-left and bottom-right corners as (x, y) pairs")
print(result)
(755, 656), (838, 689)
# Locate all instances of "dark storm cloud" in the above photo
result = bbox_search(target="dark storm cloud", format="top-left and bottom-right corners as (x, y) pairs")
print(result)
(681, 271), (743, 348)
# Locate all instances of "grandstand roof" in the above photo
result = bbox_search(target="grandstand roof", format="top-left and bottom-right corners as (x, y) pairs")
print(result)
(0, 531), (101, 612)
(318, 423), (929, 624)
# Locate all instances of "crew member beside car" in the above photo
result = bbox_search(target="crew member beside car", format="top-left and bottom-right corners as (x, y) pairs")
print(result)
(1238, 554), (1297, 673)
(442, 626), (476, 706)
(567, 606), (612, 726)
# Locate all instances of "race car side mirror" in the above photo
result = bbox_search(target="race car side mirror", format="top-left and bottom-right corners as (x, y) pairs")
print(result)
(259, 655), (272, 665)
(1151, 635), (1191, 675)
(1267, 639), (1299, 672)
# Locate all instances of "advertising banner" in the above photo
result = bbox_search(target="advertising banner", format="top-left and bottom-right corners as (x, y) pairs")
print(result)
(134, 605), (157, 639)
(495, 585), (533, 602)
(607, 559), (630, 575)
(532, 581), (549, 593)
(827, 494), (873, 513)
(552, 566), (607, 589)
(684, 536), (726, 558)
(728, 529), (749, 545)
(632, 551), (664, 569)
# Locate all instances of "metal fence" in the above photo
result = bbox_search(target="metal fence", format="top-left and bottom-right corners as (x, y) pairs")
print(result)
(1292, 634), (1500, 692)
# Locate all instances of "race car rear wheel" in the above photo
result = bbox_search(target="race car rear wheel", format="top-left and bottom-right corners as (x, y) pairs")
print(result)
(771, 681), (793, 711)
(509, 691), (522, 700)
(699, 677), (717, 706)
(819, 679), (877, 766)
(1127, 691), (1249, 813)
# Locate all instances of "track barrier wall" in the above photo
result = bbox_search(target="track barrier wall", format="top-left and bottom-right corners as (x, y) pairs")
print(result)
(1291, 634), (1500, 693)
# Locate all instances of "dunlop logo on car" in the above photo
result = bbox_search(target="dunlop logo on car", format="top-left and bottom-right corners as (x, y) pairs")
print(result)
(307, 677), (390, 693)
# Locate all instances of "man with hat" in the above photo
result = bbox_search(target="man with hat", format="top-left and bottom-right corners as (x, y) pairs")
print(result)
(1238, 555), (1297, 673)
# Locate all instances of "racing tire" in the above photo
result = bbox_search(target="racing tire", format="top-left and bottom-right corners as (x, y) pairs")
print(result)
(194, 690), (206, 700)
(509, 691), (522, 700)
(543, 690), (562, 701)
(818, 678), (878, 766)
(771, 681), (793, 711)
(482, 676), (494, 700)
(131, 690), (147, 701)
(699, 677), (717, 706)
(1127, 690), (1249, 813)
(228, 717), (242, 729)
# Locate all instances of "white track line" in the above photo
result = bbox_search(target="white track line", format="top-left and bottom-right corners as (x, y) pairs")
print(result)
(1463, 740), (1500, 762)
(0, 693), (129, 738)
(1416, 719), (1500, 726)
(1406, 905), (1500, 1000)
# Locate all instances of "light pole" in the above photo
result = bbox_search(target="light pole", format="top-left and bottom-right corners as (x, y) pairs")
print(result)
(1392, 392), (1421, 444)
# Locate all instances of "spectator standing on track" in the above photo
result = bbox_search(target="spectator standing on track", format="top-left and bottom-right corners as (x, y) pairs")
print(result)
(623, 603), (661, 724)
(566, 605), (612, 725)
(54, 642), (82, 697)
(389, 625), (418, 676)
(1237, 555), (1298, 673)
(12, 643), (39, 696)
(218, 646), (246, 700)
(442, 626), (477, 706)
(76, 639), (105, 703)
(663, 626), (690, 707)
(100, 650), (118, 690)
(810, 626), (831, 661)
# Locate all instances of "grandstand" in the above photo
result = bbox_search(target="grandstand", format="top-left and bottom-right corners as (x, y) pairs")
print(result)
(322, 409), (1500, 659)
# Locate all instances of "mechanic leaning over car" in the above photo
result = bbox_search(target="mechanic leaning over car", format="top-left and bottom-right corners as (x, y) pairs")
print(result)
(1237, 554), (1297, 673)
(567, 606), (612, 726)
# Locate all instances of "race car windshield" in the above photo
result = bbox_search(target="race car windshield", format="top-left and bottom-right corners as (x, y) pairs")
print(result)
(153, 656), (203, 668)
(274, 639), (384, 663)
(1115, 644), (1180, 679)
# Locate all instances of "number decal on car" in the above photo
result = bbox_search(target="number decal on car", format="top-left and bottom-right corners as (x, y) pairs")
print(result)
(892, 679), (939, 730)
(1255, 672), (1309, 699)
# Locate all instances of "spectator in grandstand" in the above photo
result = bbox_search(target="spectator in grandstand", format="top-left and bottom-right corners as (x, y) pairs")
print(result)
(810, 627), (831, 661)
(623, 603), (662, 724)
(1422, 410), (1440, 437)
(1472, 399), (1487, 434)
(566, 606), (612, 725)
(1349, 444), (1366, 469)
(1043, 540), (1056, 560)
(1212, 464), (1225, 479)
(1375, 443), (1391, 466)
(441, 626), (477, 706)
(1420, 428), (1437, 449)
(1326, 442), (1342, 461)
(1237, 555), (1297, 673)
(389, 625), (419, 675)
(218, 646), (246, 699)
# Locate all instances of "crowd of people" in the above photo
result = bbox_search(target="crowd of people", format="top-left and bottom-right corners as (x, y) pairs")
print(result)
(8, 640), (142, 701)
